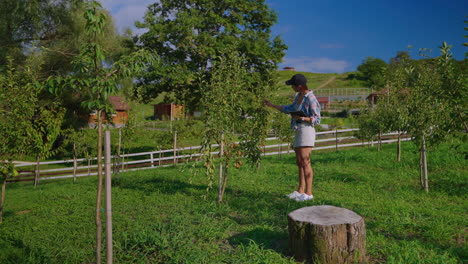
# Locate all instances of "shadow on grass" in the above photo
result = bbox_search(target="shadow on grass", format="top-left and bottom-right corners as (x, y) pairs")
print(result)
(320, 172), (362, 183)
(0, 238), (53, 264)
(115, 176), (207, 196)
(430, 178), (467, 197)
(116, 172), (306, 259)
(228, 227), (292, 257)
(375, 228), (467, 261)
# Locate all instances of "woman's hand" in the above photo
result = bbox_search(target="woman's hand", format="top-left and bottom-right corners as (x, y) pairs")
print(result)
(291, 115), (302, 121)
(263, 99), (272, 107)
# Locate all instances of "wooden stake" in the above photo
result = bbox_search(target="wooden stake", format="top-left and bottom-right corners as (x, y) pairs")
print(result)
(104, 131), (113, 264)
(95, 110), (103, 264)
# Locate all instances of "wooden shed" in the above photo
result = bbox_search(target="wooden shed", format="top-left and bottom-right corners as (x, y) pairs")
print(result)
(154, 103), (184, 120)
(317, 96), (330, 110)
(366, 89), (388, 106)
(88, 96), (130, 128)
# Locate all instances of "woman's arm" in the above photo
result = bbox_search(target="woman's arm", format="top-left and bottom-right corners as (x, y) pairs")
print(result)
(263, 100), (284, 111)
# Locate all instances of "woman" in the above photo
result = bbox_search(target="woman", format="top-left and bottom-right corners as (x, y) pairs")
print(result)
(264, 74), (321, 202)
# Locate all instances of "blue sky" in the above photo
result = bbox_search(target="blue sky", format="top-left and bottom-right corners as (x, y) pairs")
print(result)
(102, 0), (467, 73)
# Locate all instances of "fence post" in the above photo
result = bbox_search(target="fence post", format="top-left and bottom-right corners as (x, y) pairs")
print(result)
(335, 129), (338, 151)
(104, 131), (113, 264)
(159, 147), (162, 167)
(150, 153), (154, 167)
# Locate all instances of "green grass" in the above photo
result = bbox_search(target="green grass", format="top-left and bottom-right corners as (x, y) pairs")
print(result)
(275, 71), (338, 96)
(322, 73), (367, 89)
(2, 138), (466, 263)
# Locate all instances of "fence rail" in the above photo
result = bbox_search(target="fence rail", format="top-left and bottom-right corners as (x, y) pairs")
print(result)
(9, 129), (411, 183)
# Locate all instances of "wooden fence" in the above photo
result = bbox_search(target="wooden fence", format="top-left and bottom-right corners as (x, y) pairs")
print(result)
(10, 129), (411, 183)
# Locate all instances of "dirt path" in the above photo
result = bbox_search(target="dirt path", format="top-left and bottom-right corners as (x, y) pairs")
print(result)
(315, 76), (336, 90)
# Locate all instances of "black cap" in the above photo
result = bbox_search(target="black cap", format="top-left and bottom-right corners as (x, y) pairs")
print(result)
(285, 74), (307, 86)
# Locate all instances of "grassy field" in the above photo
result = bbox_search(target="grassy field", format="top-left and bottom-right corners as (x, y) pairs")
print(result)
(1, 139), (466, 263)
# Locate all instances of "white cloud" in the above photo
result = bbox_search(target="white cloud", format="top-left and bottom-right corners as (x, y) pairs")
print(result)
(100, 0), (157, 33)
(280, 57), (349, 73)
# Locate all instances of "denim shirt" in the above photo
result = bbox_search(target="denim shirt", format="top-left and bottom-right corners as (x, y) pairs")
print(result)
(281, 90), (321, 130)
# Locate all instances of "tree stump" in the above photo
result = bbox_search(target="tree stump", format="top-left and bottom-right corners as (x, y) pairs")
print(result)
(287, 205), (366, 263)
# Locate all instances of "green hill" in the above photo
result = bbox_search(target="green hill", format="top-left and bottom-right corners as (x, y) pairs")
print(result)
(274, 70), (367, 97)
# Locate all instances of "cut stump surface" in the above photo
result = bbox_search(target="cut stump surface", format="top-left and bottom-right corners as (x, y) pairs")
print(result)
(288, 205), (366, 263)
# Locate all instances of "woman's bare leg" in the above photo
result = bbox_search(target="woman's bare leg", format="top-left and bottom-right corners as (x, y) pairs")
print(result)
(294, 147), (313, 195)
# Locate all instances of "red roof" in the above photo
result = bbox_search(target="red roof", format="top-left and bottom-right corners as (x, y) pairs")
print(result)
(108, 96), (129, 111)
(317, 96), (329, 103)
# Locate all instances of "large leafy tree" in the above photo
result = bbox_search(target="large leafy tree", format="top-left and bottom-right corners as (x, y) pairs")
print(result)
(135, 0), (287, 108)
(357, 56), (388, 88)
(0, 0), (129, 130)
(0, 0), (84, 68)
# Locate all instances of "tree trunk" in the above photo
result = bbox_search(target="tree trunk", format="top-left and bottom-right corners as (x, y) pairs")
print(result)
(115, 128), (122, 179)
(288, 205), (367, 263)
(419, 145), (424, 188)
(422, 135), (429, 192)
(173, 131), (178, 165)
(396, 133), (401, 162)
(73, 143), (77, 183)
(0, 180), (6, 224)
(34, 156), (40, 187)
(95, 110), (103, 264)
(218, 133), (224, 203)
(220, 163), (229, 202)
(377, 132), (382, 152)
(88, 158), (91, 177)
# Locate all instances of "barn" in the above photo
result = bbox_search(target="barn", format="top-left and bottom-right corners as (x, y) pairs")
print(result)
(88, 96), (130, 128)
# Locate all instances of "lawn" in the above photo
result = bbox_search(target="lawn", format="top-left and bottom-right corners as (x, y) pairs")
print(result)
(1, 139), (466, 263)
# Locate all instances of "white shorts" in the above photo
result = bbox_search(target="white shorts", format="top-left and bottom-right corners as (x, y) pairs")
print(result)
(293, 124), (316, 148)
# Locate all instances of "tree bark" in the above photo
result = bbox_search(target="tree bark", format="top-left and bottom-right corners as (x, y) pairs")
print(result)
(218, 133), (224, 203)
(220, 164), (229, 201)
(173, 131), (177, 165)
(0, 180), (6, 224)
(34, 156), (40, 187)
(288, 205), (366, 264)
(377, 132), (382, 152)
(419, 145), (424, 188)
(422, 135), (429, 192)
(396, 133), (401, 162)
(73, 143), (77, 183)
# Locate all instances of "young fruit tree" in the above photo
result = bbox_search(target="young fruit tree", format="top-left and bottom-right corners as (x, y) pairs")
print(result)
(388, 43), (466, 191)
(198, 50), (272, 203)
(46, 2), (157, 263)
(0, 58), (64, 220)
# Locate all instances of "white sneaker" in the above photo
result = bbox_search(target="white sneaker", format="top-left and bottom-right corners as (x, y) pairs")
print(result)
(294, 193), (313, 202)
(286, 191), (300, 199)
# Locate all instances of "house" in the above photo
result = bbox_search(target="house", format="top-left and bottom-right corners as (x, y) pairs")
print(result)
(88, 96), (130, 128)
(317, 96), (330, 110)
(366, 89), (388, 106)
(154, 103), (185, 120)
(282, 66), (295, 71)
